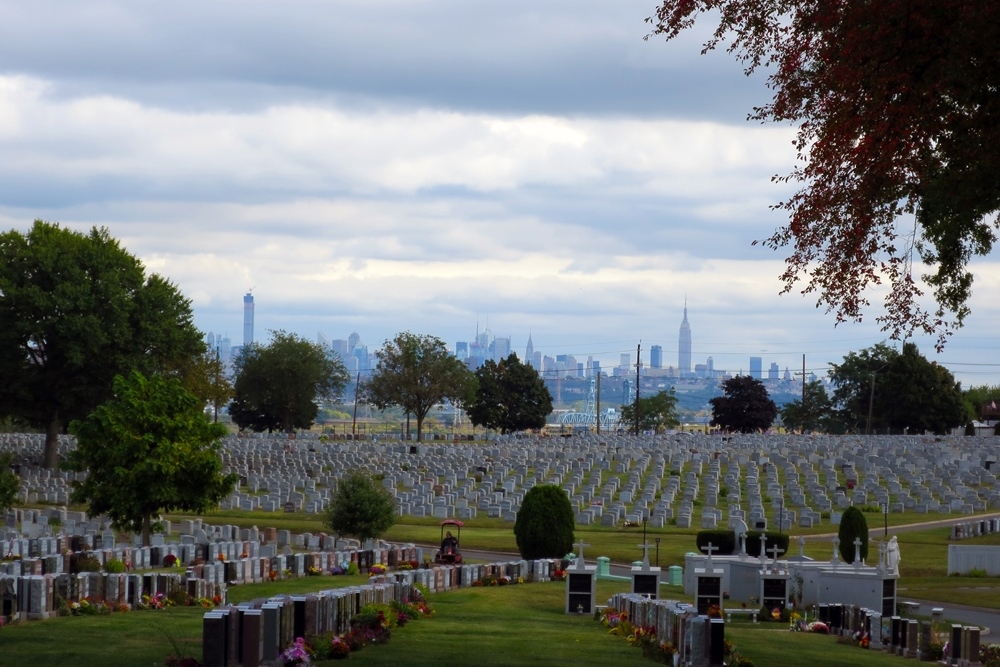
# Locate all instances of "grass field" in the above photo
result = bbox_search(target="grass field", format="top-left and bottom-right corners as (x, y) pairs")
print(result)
(0, 575), (958, 667)
(5, 503), (1000, 665)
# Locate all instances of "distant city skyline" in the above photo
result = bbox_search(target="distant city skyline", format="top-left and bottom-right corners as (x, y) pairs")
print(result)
(199, 293), (997, 388)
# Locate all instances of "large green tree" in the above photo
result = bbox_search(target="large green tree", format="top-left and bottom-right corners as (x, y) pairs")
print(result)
(324, 470), (397, 542)
(830, 342), (965, 434)
(364, 332), (476, 441)
(230, 330), (349, 433)
(67, 371), (237, 546)
(710, 376), (777, 433)
(963, 385), (1000, 423)
(179, 346), (233, 423)
(779, 380), (838, 433)
(648, 2), (1000, 349)
(468, 353), (552, 434)
(0, 453), (19, 514)
(618, 390), (680, 433)
(0, 221), (204, 468)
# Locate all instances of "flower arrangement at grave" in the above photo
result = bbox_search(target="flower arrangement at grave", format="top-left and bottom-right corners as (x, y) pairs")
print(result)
(139, 592), (174, 610)
(346, 562), (360, 576)
(551, 568), (566, 581)
(163, 554), (179, 568)
(707, 604), (723, 619)
(240, 550), (248, 559)
(307, 565), (322, 576)
(788, 611), (804, 631)
(280, 637), (314, 666)
(67, 597), (123, 616)
(269, 569), (279, 581)
(397, 561), (413, 570)
(806, 621), (829, 634)
(368, 563), (387, 576)
(329, 565), (345, 576)
(328, 636), (351, 660)
(472, 579), (484, 587)
(217, 553), (226, 562)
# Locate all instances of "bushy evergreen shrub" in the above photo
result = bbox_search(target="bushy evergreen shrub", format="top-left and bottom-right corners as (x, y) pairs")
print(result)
(695, 530), (736, 555)
(744, 531), (789, 558)
(838, 506), (869, 563)
(514, 484), (574, 559)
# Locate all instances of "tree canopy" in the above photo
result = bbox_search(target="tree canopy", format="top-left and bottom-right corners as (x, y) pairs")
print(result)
(618, 390), (680, 433)
(0, 453), (19, 514)
(325, 470), (397, 542)
(230, 330), (349, 433)
(468, 353), (552, 434)
(710, 375), (777, 433)
(779, 380), (839, 434)
(66, 371), (237, 546)
(0, 221), (204, 468)
(830, 342), (965, 435)
(364, 332), (476, 441)
(648, 2), (1000, 349)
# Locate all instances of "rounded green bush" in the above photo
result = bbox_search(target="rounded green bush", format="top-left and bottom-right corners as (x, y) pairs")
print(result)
(104, 558), (126, 573)
(744, 531), (789, 558)
(838, 506), (869, 563)
(514, 484), (574, 560)
(696, 530), (736, 555)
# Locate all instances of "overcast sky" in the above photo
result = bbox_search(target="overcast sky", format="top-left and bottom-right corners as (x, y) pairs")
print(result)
(2, 1), (998, 387)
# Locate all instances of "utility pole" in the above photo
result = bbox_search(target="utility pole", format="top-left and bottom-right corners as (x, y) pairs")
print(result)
(352, 372), (360, 436)
(634, 342), (642, 436)
(595, 373), (601, 435)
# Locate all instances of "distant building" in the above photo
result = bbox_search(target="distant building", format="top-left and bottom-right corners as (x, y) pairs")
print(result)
(456, 341), (469, 359)
(769, 362), (779, 380)
(492, 336), (511, 361)
(243, 292), (254, 347)
(678, 302), (692, 376)
(525, 333), (534, 364)
(650, 345), (663, 369)
(749, 356), (763, 379)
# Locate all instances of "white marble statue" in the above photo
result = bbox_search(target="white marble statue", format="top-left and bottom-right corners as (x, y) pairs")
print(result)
(886, 535), (901, 574)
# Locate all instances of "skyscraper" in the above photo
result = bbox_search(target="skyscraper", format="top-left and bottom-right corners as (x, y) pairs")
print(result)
(243, 292), (254, 347)
(650, 345), (662, 369)
(678, 301), (692, 376)
(525, 332), (534, 363)
(750, 356), (763, 379)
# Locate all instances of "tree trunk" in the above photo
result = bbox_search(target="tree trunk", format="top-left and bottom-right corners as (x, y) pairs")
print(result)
(415, 413), (422, 442)
(43, 412), (61, 469)
(142, 514), (152, 547)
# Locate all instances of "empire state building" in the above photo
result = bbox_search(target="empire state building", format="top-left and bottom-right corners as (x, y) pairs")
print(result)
(678, 303), (692, 376)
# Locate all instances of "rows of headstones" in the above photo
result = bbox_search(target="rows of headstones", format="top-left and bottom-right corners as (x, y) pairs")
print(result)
(203, 557), (563, 667)
(610, 591), (983, 666)
(607, 592), (726, 667)
(1, 506), (427, 624)
(951, 518), (1000, 540)
(3, 432), (999, 527)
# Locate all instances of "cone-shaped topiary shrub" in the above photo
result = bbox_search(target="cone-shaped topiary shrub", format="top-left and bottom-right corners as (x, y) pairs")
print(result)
(838, 505), (869, 563)
(514, 484), (574, 559)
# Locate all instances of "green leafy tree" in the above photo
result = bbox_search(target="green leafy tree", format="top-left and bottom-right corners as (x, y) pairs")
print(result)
(364, 332), (476, 441)
(468, 353), (553, 434)
(0, 220), (204, 468)
(66, 371), (237, 546)
(837, 506), (869, 564)
(514, 484), (574, 560)
(779, 380), (837, 433)
(619, 390), (680, 433)
(963, 385), (1000, 423)
(325, 470), (397, 542)
(831, 342), (965, 434)
(230, 330), (349, 433)
(180, 346), (234, 423)
(710, 376), (777, 433)
(0, 453), (20, 513)
(648, 2), (1000, 348)
(828, 342), (899, 433)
